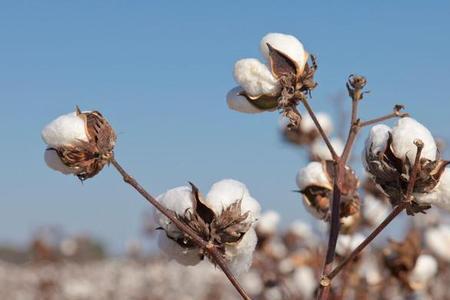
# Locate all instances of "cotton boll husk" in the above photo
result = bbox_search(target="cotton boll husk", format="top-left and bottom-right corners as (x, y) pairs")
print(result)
(256, 210), (280, 235)
(226, 87), (264, 114)
(240, 270), (264, 296)
(391, 117), (437, 162)
(41, 111), (89, 147)
(363, 195), (390, 226)
(296, 161), (332, 190)
(157, 233), (201, 266)
(311, 138), (344, 161)
(301, 112), (333, 136)
(409, 254), (438, 289)
(291, 266), (316, 300)
(205, 179), (261, 222)
(225, 228), (257, 276)
(415, 168), (450, 212)
(260, 33), (308, 73)
(153, 186), (194, 239)
(44, 149), (75, 174)
(336, 233), (366, 256)
(234, 58), (280, 98)
(425, 224), (450, 262)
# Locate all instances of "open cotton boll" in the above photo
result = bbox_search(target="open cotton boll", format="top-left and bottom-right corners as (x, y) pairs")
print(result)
(301, 112), (333, 135)
(256, 210), (280, 235)
(336, 233), (366, 256)
(44, 149), (75, 174)
(225, 228), (257, 276)
(425, 224), (450, 262)
(226, 87), (264, 114)
(288, 220), (314, 240)
(359, 258), (383, 285)
(391, 117), (437, 162)
(41, 111), (89, 147)
(157, 233), (201, 266)
(409, 254), (438, 289)
(240, 270), (264, 296)
(291, 266), (316, 300)
(297, 161), (331, 190)
(311, 138), (344, 161)
(153, 186), (194, 239)
(260, 33), (308, 72)
(205, 179), (261, 222)
(415, 168), (450, 212)
(234, 58), (280, 98)
(363, 195), (390, 226)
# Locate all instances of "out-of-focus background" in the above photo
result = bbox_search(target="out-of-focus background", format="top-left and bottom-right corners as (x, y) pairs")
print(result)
(1, 1), (450, 299)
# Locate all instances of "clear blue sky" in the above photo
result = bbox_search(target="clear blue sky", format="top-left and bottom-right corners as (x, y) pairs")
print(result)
(1, 1), (449, 253)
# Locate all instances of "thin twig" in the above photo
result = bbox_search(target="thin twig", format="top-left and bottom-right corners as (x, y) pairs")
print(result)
(325, 141), (424, 281)
(359, 106), (408, 128)
(301, 98), (339, 161)
(110, 157), (251, 300)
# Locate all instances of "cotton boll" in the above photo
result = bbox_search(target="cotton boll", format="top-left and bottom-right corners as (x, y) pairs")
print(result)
(157, 233), (202, 266)
(205, 179), (261, 222)
(301, 112), (333, 136)
(44, 149), (75, 174)
(153, 186), (194, 239)
(425, 224), (450, 262)
(291, 266), (316, 300)
(296, 161), (332, 190)
(41, 111), (89, 147)
(311, 138), (344, 161)
(363, 195), (390, 226)
(336, 233), (366, 256)
(263, 287), (283, 300)
(288, 221), (314, 240)
(409, 254), (438, 289)
(226, 87), (264, 114)
(256, 211), (280, 235)
(359, 257), (383, 285)
(234, 58), (280, 98)
(260, 33), (308, 73)
(225, 228), (257, 276)
(391, 117), (437, 162)
(415, 168), (450, 212)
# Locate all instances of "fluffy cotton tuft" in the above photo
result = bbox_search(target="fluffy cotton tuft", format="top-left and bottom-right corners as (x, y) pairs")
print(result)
(287, 220), (314, 240)
(336, 233), (366, 256)
(425, 224), (450, 262)
(157, 233), (202, 266)
(256, 210), (280, 235)
(365, 124), (391, 156)
(301, 112), (333, 136)
(311, 138), (344, 161)
(391, 117), (437, 162)
(205, 179), (261, 223)
(296, 161), (331, 190)
(226, 87), (264, 114)
(234, 58), (280, 98)
(153, 186), (194, 239)
(260, 33), (308, 72)
(415, 168), (450, 212)
(291, 266), (316, 300)
(44, 149), (75, 174)
(225, 228), (258, 276)
(240, 270), (264, 296)
(41, 111), (89, 148)
(409, 254), (438, 288)
(363, 195), (390, 226)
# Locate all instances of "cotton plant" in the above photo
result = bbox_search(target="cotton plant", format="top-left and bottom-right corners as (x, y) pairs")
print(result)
(153, 179), (260, 276)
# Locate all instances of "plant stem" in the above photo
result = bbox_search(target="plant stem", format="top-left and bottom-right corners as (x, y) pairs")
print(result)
(301, 98), (339, 161)
(359, 107), (408, 128)
(110, 157), (251, 300)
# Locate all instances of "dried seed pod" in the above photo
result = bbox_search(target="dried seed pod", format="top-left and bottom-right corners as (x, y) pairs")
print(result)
(383, 230), (422, 290)
(42, 107), (116, 181)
